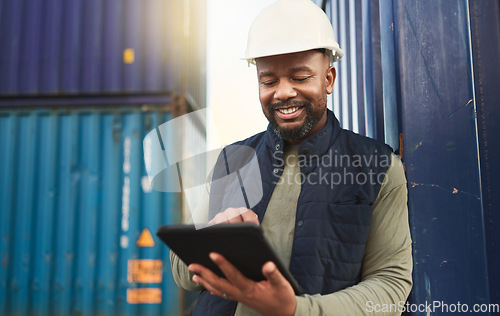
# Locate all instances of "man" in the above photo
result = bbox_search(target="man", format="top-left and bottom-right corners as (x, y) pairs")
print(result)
(170, 0), (412, 315)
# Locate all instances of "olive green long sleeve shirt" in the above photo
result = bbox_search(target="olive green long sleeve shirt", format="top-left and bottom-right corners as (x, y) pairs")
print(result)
(170, 151), (413, 315)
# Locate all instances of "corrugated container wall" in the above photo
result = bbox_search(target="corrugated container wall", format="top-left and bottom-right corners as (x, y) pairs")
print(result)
(320, 0), (500, 313)
(0, 0), (206, 112)
(0, 104), (183, 315)
(394, 0), (499, 312)
(313, 0), (399, 151)
(0, 0), (207, 314)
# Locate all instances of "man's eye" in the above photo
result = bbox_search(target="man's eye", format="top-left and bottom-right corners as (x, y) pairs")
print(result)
(261, 81), (277, 86)
(293, 77), (310, 82)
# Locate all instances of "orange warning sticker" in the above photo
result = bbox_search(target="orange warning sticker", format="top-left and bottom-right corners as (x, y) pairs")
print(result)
(128, 259), (163, 283)
(137, 228), (155, 247)
(127, 288), (162, 304)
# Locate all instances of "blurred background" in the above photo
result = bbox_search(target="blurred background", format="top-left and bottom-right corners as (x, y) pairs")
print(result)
(1, 0), (499, 315)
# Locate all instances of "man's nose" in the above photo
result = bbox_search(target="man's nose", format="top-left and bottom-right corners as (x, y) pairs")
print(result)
(274, 80), (297, 100)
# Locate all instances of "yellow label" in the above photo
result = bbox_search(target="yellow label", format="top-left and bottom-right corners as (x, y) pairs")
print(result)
(127, 288), (162, 304)
(123, 48), (135, 64)
(137, 228), (155, 247)
(127, 259), (163, 283)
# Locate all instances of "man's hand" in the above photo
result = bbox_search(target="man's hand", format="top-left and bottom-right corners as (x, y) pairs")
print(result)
(188, 253), (296, 316)
(209, 207), (260, 225)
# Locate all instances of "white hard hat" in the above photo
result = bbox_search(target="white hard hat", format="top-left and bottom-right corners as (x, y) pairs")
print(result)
(244, 0), (344, 64)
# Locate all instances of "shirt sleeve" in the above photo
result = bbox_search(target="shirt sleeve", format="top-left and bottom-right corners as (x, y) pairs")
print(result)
(170, 250), (204, 291)
(294, 154), (413, 316)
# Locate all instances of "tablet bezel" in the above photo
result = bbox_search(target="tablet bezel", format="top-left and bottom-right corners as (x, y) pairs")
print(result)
(157, 223), (302, 295)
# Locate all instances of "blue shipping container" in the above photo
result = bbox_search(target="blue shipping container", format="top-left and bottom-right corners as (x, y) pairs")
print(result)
(0, 0), (205, 98)
(314, 0), (399, 149)
(321, 0), (499, 313)
(0, 102), (183, 315)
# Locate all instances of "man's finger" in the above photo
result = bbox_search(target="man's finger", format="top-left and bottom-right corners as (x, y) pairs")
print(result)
(189, 263), (237, 299)
(262, 261), (288, 288)
(210, 212), (229, 225)
(192, 274), (233, 300)
(210, 252), (252, 291)
(239, 208), (260, 224)
(226, 207), (243, 223)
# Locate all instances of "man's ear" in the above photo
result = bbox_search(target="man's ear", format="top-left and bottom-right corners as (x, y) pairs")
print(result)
(326, 66), (336, 95)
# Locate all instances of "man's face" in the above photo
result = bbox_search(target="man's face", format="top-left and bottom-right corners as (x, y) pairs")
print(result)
(256, 50), (336, 144)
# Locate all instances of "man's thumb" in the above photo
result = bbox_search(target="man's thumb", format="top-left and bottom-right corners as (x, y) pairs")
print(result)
(263, 261), (285, 286)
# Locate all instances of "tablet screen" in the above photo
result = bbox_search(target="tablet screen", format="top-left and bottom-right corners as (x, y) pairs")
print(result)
(157, 223), (302, 295)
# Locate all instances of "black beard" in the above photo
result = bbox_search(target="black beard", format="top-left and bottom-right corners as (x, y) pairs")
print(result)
(267, 100), (325, 141)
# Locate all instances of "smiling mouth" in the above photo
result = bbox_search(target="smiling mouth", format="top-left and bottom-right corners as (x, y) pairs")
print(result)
(277, 106), (301, 114)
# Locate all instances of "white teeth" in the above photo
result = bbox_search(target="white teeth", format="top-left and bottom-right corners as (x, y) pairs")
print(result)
(278, 107), (299, 114)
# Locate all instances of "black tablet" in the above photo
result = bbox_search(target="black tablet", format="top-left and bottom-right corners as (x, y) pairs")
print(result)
(157, 223), (302, 295)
